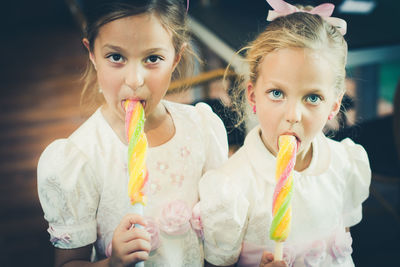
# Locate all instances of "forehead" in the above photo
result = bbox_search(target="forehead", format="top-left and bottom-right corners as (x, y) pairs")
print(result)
(95, 13), (174, 51)
(257, 48), (335, 89)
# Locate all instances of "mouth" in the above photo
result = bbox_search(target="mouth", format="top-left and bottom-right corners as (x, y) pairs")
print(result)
(121, 99), (146, 111)
(279, 132), (301, 152)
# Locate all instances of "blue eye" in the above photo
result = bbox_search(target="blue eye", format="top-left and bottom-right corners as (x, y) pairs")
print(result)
(268, 89), (283, 100)
(108, 54), (124, 63)
(306, 94), (322, 105)
(145, 55), (162, 64)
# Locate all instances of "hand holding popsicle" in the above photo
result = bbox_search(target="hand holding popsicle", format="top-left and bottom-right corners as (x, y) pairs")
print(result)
(269, 135), (297, 260)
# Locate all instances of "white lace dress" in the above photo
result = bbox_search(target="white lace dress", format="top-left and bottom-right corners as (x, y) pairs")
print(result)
(37, 100), (228, 266)
(199, 126), (371, 267)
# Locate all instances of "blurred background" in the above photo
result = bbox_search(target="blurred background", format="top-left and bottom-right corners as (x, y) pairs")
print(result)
(0, 0), (399, 266)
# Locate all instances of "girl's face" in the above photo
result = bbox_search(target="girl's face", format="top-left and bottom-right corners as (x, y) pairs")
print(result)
(86, 13), (180, 128)
(247, 48), (342, 163)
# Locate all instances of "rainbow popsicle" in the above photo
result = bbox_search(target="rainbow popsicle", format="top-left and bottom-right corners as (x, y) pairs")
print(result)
(125, 100), (148, 267)
(125, 100), (148, 206)
(269, 135), (297, 260)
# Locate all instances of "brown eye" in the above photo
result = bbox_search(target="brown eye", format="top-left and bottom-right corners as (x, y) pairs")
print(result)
(107, 54), (124, 63)
(145, 55), (162, 64)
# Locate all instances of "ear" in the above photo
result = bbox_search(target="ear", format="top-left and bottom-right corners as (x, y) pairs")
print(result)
(82, 38), (97, 70)
(247, 82), (256, 106)
(330, 92), (344, 117)
(172, 42), (186, 71)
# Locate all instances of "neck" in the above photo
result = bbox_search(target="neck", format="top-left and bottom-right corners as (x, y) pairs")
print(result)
(144, 102), (175, 147)
(294, 143), (313, 172)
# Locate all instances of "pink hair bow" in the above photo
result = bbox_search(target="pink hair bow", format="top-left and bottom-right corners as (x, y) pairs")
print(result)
(266, 0), (347, 35)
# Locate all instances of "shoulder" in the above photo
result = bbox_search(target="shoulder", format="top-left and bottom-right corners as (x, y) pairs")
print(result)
(326, 137), (371, 226)
(37, 110), (105, 190)
(165, 100), (228, 146)
(327, 137), (370, 170)
(165, 100), (221, 123)
(326, 136), (371, 195)
(199, 146), (252, 192)
(38, 139), (89, 182)
(68, 109), (104, 148)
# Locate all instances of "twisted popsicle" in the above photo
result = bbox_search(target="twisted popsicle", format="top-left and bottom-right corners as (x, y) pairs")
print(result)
(124, 100), (148, 206)
(269, 135), (297, 260)
(125, 100), (148, 267)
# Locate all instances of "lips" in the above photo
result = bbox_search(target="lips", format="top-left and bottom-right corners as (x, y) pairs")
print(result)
(279, 132), (301, 151)
(121, 99), (146, 111)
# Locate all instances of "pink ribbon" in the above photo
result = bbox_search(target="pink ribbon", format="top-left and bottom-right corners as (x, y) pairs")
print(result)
(266, 0), (347, 35)
(47, 226), (71, 245)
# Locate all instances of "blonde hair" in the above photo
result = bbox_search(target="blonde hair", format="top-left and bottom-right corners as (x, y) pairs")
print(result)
(229, 9), (348, 125)
(80, 0), (194, 114)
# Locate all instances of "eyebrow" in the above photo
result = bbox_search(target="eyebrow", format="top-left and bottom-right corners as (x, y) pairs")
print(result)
(102, 44), (169, 54)
(102, 44), (124, 52)
(305, 88), (326, 94)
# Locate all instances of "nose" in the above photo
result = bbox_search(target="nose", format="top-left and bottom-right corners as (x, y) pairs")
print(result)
(285, 101), (301, 124)
(125, 63), (144, 90)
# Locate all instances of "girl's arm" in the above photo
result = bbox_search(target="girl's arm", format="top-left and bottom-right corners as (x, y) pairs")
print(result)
(55, 245), (109, 267)
(54, 214), (151, 267)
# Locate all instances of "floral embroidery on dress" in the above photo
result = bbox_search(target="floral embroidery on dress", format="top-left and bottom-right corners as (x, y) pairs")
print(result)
(330, 231), (353, 264)
(155, 161), (169, 173)
(304, 240), (327, 267)
(48, 226), (71, 245)
(170, 173), (185, 187)
(159, 200), (191, 235)
(149, 180), (161, 195)
(180, 146), (191, 158)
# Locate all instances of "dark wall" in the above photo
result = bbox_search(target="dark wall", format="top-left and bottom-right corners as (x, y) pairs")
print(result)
(1, 0), (75, 35)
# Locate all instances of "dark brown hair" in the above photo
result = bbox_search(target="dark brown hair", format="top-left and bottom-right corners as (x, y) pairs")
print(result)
(80, 0), (194, 113)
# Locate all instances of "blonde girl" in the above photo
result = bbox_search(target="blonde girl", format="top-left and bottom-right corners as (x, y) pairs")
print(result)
(199, 1), (370, 266)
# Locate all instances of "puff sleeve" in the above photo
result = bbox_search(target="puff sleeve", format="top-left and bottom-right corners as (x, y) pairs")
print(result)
(37, 139), (100, 249)
(341, 138), (371, 227)
(195, 102), (229, 173)
(199, 169), (249, 266)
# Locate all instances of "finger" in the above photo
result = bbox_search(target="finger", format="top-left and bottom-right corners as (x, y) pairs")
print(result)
(125, 238), (152, 254)
(122, 227), (151, 243)
(126, 250), (149, 264)
(117, 214), (147, 232)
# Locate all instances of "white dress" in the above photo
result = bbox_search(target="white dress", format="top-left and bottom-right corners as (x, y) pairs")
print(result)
(37, 100), (229, 266)
(199, 126), (371, 267)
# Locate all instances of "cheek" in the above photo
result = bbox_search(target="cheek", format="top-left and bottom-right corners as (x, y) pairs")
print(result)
(148, 67), (174, 90)
(97, 68), (121, 90)
(303, 110), (327, 134)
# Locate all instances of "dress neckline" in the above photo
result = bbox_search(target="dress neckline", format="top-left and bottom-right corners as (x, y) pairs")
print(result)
(96, 100), (178, 151)
(244, 126), (332, 184)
